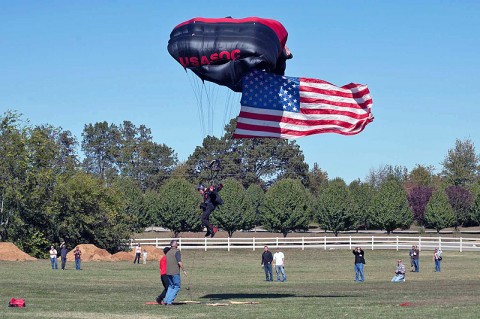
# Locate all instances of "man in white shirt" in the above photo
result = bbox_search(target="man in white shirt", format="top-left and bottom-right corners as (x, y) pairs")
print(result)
(273, 248), (286, 282)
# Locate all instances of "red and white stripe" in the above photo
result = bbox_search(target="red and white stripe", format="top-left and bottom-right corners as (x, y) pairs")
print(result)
(233, 78), (373, 139)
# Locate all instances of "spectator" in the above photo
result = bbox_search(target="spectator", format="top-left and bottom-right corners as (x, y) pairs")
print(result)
(411, 245), (420, 272)
(156, 247), (170, 305)
(353, 247), (365, 282)
(434, 248), (443, 272)
(273, 248), (286, 282)
(60, 243), (68, 270)
(408, 245), (416, 272)
(391, 259), (406, 282)
(74, 246), (82, 270)
(143, 249), (148, 265)
(49, 245), (58, 270)
(261, 246), (273, 282)
(133, 244), (142, 264)
(163, 240), (187, 305)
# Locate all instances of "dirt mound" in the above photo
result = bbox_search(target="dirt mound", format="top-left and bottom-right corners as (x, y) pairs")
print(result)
(112, 251), (134, 261)
(66, 244), (113, 261)
(0, 242), (36, 261)
(112, 246), (165, 261)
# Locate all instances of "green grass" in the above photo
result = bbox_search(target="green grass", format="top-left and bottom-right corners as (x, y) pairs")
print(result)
(1, 249), (480, 318)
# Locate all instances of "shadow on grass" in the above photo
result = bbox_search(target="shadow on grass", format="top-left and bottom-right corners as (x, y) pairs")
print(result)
(202, 293), (358, 300)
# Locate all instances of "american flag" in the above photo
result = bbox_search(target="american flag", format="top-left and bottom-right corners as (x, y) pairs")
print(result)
(233, 70), (373, 139)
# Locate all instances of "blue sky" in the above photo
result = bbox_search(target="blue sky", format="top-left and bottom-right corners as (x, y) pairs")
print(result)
(1, 1), (479, 183)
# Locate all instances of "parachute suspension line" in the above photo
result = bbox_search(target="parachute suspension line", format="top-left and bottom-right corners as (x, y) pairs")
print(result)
(186, 70), (206, 138)
(222, 90), (241, 133)
(201, 82), (215, 136)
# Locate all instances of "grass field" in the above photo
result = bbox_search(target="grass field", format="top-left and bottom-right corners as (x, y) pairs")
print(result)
(1, 249), (480, 319)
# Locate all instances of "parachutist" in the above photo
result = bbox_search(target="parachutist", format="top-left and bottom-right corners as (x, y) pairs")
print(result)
(197, 183), (223, 237)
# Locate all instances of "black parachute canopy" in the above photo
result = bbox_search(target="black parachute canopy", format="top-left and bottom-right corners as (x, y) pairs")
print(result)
(168, 17), (292, 92)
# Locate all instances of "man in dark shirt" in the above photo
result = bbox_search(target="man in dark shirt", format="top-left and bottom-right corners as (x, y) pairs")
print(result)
(411, 245), (420, 272)
(261, 246), (273, 281)
(353, 247), (366, 282)
(198, 184), (223, 238)
(60, 243), (68, 270)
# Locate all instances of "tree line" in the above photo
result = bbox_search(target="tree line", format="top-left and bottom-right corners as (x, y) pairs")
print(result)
(1, 111), (480, 257)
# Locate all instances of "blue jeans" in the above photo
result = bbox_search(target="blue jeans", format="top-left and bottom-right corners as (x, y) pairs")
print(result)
(164, 274), (181, 304)
(75, 258), (81, 270)
(391, 274), (405, 282)
(263, 264), (273, 281)
(354, 263), (364, 282)
(413, 259), (419, 272)
(435, 259), (441, 272)
(275, 265), (286, 281)
(50, 257), (58, 269)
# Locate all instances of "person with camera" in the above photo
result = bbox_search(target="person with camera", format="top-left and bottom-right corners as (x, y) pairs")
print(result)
(434, 248), (443, 272)
(353, 247), (366, 282)
(391, 259), (406, 282)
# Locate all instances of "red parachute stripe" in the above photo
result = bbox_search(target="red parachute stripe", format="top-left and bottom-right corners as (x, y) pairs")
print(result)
(173, 17), (288, 47)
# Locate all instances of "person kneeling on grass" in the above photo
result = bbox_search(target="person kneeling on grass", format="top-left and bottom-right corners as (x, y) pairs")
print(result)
(391, 259), (406, 282)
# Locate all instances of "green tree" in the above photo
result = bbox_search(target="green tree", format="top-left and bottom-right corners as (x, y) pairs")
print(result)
(111, 177), (146, 232)
(156, 178), (202, 237)
(315, 178), (357, 236)
(116, 121), (177, 191)
(0, 111), (28, 242)
(81, 121), (121, 182)
(424, 189), (455, 233)
(366, 165), (408, 189)
(470, 182), (480, 225)
(244, 184), (265, 232)
(212, 178), (254, 237)
(370, 178), (413, 234)
(13, 124), (80, 254)
(260, 179), (311, 237)
(349, 179), (374, 230)
(51, 172), (132, 253)
(441, 138), (480, 186)
(186, 119), (309, 188)
(407, 164), (435, 187)
(306, 163), (329, 197)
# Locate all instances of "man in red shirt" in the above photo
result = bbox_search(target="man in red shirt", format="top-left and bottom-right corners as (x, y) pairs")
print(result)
(156, 247), (170, 304)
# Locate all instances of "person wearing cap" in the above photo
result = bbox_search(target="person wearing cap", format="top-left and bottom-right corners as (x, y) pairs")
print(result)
(163, 240), (187, 305)
(49, 245), (58, 269)
(197, 183), (223, 237)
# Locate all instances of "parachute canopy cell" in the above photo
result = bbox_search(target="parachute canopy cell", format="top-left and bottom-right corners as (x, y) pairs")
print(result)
(168, 17), (292, 92)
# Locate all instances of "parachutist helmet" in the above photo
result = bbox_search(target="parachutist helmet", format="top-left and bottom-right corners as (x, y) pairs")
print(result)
(197, 185), (205, 191)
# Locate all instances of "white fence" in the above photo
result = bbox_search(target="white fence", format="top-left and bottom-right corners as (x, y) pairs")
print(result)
(130, 236), (480, 252)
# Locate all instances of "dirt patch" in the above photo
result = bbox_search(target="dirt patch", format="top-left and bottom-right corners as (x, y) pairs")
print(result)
(66, 244), (113, 261)
(0, 242), (36, 261)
